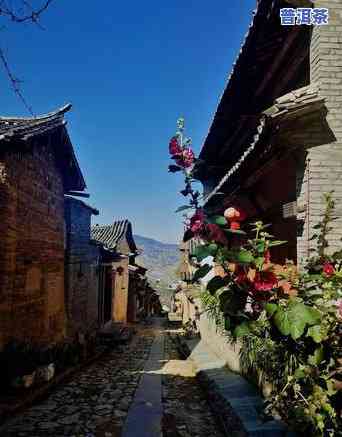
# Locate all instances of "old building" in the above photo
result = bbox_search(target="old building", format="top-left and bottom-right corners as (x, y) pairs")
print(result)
(91, 220), (140, 323)
(0, 104), (86, 348)
(194, 0), (342, 265)
(64, 196), (100, 336)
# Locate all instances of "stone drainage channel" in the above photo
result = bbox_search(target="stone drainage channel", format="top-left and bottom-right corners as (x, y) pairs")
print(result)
(0, 320), (227, 437)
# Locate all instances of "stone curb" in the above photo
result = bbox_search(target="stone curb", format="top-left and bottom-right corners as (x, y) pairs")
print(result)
(176, 336), (297, 437)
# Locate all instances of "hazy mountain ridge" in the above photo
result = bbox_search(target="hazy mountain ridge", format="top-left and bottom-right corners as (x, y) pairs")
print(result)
(134, 235), (180, 285)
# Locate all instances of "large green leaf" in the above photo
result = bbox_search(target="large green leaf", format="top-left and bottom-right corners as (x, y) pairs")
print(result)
(225, 229), (247, 236)
(274, 307), (291, 336)
(207, 276), (229, 294)
(192, 264), (212, 282)
(234, 322), (251, 338)
(273, 302), (321, 340)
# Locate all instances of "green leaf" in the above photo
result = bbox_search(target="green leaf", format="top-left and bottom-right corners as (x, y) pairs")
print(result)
(268, 240), (287, 247)
(225, 229), (247, 235)
(233, 322), (250, 338)
(207, 243), (219, 257)
(175, 205), (193, 213)
(273, 302), (321, 340)
(307, 325), (323, 343)
(274, 307), (291, 336)
(294, 366), (306, 379)
(192, 245), (213, 262)
(235, 250), (254, 264)
(308, 346), (324, 366)
(255, 256), (265, 270)
(265, 303), (278, 317)
(256, 241), (266, 253)
(224, 317), (230, 331)
(192, 264), (212, 282)
(207, 276), (229, 294)
(208, 215), (227, 226)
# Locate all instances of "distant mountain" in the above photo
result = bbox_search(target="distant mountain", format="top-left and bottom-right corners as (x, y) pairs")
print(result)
(134, 235), (180, 287)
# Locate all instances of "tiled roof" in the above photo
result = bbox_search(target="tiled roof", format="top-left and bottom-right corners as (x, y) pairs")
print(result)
(0, 104), (86, 192)
(91, 220), (138, 254)
(0, 104), (71, 141)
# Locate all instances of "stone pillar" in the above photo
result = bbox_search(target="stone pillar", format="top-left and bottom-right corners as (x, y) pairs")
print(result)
(296, 0), (342, 264)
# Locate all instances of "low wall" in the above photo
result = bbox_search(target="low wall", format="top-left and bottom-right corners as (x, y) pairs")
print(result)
(198, 312), (242, 374)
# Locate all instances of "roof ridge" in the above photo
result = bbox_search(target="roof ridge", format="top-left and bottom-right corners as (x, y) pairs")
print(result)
(0, 103), (72, 122)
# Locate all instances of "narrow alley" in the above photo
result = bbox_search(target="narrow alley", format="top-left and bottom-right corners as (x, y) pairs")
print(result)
(0, 319), (224, 437)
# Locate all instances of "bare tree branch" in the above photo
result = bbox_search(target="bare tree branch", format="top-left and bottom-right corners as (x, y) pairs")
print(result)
(0, 46), (34, 115)
(0, 0), (53, 24)
(0, 1), (54, 114)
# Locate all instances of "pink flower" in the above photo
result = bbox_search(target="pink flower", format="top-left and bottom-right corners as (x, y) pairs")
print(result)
(323, 263), (335, 277)
(189, 209), (205, 235)
(206, 224), (228, 246)
(176, 148), (195, 168)
(253, 271), (278, 292)
(169, 136), (182, 156)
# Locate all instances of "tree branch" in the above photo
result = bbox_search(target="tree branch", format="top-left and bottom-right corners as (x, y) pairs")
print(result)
(0, 47), (34, 115)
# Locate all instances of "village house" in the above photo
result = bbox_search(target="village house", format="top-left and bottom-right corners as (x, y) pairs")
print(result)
(64, 196), (101, 336)
(194, 0), (342, 266)
(91, 220), (151, 324)
(0, 104), (86, 349)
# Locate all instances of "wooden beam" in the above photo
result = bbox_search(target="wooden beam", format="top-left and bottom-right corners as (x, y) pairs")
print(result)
(255, 28), (301, 97)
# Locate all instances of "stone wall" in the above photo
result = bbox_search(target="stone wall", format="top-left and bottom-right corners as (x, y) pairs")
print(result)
(0, 139), (66, 348)
(296, 0), (342, 263)
(64, 197), (100, 335)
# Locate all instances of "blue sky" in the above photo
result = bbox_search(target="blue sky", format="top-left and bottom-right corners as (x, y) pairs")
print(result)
(1, 0), (256, 243)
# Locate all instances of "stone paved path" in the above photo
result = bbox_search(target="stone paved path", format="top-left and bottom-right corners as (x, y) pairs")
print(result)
(0, 321), (225, 437)
(0, 330), (155, 437)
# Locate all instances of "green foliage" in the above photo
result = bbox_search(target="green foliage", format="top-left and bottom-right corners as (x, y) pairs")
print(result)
(191, 263), (212, 282)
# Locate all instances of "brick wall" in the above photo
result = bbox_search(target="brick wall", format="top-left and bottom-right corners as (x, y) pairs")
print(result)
(0, 139), (66, 349)
(296, 0), (342, 263)
(64, 198), (100, 335)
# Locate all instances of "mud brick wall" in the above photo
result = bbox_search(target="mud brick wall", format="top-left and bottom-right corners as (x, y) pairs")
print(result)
(64, 198), (99, 336)
(0, 139), (66, 349)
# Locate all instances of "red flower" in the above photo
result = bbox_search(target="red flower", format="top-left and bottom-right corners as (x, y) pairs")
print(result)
(169, 136), (182, 156)
(206, 224), (228, 246)
(323, 263), (335, 277)
(230, 221), (241, 230)
(235, 267), (249, 285)
(253, 271), (278, 292)
(189, 209), (205, 235)
(176, 148), (195, 168)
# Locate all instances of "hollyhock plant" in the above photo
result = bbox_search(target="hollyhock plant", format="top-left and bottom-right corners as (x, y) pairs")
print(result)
(206, 223), (228, 246)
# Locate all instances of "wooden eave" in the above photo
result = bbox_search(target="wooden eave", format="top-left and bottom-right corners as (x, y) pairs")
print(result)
(199, 0), (311, 171)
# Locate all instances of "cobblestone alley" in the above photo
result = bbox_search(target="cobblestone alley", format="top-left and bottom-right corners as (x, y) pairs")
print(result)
(0, 319), (224, 437)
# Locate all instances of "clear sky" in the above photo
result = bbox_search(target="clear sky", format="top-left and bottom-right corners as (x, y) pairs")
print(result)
(1, 0), (256, 243)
